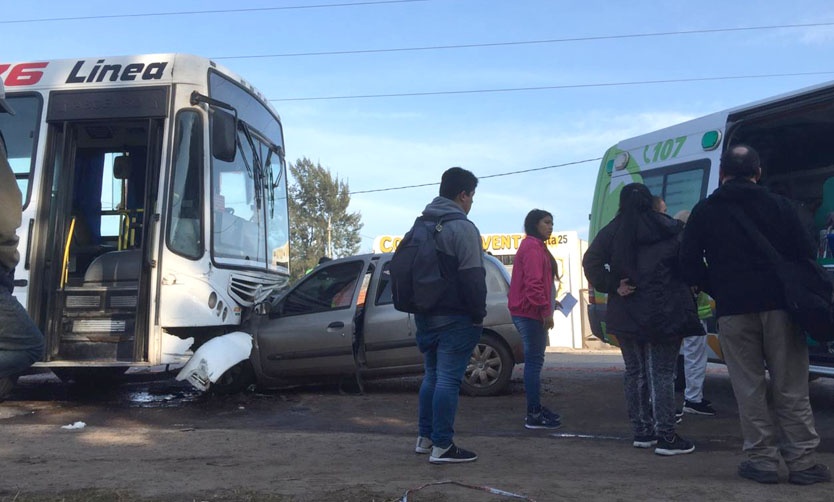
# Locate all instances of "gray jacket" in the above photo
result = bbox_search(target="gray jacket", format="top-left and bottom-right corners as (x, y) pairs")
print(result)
(420, 196), (487, 324)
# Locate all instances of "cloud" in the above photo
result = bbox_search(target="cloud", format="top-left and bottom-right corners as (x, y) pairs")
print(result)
(797, 25), (834, 45)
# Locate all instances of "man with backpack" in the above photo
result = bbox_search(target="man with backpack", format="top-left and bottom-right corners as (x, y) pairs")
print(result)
(399, 167), (486, 464)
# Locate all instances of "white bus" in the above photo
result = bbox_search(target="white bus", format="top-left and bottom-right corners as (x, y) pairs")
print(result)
(1, 54), (290, 389)
(587, 80), (834, 376)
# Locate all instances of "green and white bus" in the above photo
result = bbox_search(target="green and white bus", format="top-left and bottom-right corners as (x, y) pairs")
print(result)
(587, 80), (834, 375)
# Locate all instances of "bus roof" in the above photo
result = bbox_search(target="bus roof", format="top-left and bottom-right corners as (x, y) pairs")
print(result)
(1, 53), (278, 117)
(615, 78), (834, 151)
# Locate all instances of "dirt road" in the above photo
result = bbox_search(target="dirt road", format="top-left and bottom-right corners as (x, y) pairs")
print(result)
(2, 350), (834, 501)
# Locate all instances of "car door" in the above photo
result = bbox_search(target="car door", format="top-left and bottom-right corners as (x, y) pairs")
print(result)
(362, 256), (422, 369)
(255, 258), (369, 377)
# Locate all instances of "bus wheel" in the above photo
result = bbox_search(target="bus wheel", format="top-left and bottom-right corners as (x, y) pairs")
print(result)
(52, 367), (128, 386)
(209, 360), (256, 395)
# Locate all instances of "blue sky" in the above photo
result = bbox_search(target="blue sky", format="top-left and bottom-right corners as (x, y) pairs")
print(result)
(4, 0), (834, 251)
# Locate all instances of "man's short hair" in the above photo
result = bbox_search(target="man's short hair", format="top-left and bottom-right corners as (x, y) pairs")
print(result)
(720, 144), (761, 178)
(439, 167), (478, 200)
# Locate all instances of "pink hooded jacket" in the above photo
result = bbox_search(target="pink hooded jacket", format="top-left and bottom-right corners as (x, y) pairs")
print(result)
(508, 235), (554, 321)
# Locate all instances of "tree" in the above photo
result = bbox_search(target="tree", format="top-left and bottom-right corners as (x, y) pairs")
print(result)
(288, 158), (363, 280)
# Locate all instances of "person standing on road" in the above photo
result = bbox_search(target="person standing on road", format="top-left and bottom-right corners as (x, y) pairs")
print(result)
(583, 183), (703, 456)
(680, 144), (830, 485)
(0, 77), (45, 399)
(672, 209), (717, 418)
(412, 167), (487, 464)
(508, 209), (563, 430)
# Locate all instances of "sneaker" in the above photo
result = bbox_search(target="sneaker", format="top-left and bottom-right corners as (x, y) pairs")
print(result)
(654, 433), (695, 456)
(683, 399), (716, 416)
(789, 464), (831, 485)
(738, 461), (779, 484)
(632, 435), (657, 448)
(525, 410), (562, 430)
(540, 406), (561, 422)
(414, 436), (432, 454)
(429, 443), (478, 464)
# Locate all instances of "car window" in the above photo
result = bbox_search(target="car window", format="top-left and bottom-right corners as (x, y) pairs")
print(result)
(485, 258), (509, 294)
(375, 263), (393, 305)
(283, 261), (364, 316)
(375, 258), (508, 303)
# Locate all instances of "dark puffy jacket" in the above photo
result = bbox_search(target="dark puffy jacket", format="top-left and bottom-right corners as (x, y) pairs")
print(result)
(679, 178), (816, 317)
(583, 211), (704, 342)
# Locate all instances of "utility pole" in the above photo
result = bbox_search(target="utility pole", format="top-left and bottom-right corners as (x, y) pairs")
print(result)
(327, 214), (333, 258)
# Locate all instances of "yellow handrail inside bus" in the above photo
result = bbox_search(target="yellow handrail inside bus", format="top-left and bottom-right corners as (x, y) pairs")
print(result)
(61, 217), (76, 288)
(118, 208), (144, 250)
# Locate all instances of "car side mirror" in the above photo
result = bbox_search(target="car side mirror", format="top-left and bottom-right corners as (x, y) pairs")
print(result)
(267, 298), (285, 319)
(253, 301), (271, 316)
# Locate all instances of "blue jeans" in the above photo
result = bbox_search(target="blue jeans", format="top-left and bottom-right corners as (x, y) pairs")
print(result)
(0, 288), (44, 378)
(618, 336), (680, 437)
(415, 314), (482, 449)
(512, 316), (548, 414)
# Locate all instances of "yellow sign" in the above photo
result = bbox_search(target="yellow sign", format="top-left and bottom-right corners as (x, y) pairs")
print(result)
(374, 232), (574, 255)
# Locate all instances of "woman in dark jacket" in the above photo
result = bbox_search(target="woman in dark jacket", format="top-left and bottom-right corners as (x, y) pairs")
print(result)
(583, 183), (704, 456)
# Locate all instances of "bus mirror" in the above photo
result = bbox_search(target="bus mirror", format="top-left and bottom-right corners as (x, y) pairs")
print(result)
(211, 109), (237, 162)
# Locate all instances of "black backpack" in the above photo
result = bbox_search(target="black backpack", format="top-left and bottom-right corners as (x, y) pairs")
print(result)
(389, 213), (466, 313)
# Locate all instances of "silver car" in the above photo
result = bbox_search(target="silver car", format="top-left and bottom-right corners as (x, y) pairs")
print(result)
(231, 253), (523, 396)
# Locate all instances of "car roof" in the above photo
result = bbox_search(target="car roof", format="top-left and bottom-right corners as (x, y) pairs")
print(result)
(319, 252), (506, 276)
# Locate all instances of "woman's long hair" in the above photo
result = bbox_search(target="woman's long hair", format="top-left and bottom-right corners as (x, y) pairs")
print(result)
(523, 209), (559, 279)
(611, 183), (654, 278)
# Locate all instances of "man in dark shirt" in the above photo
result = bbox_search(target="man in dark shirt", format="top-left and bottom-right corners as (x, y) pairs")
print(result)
(680, 144), (829, 485)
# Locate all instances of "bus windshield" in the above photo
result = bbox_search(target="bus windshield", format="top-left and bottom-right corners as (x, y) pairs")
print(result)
(208, 72), (289, 272)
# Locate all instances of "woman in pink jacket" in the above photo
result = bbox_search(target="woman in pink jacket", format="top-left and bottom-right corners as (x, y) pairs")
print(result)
(508, 209), (562, 429)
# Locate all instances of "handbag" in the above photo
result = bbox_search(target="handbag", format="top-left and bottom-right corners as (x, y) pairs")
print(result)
(729, 206), (834, 343)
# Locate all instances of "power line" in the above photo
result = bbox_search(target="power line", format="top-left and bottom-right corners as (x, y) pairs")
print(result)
(0, 0), (428, 24)
(348, 158), (602, 195)
(215, 21), (834, 60)
(272, 71), (834, 102)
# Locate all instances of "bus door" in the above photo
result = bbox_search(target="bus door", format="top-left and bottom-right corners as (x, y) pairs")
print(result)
(34, 87), (167, 365)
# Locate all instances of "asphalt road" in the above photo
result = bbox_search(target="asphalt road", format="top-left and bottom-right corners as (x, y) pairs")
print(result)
(1, 349), (834, 501)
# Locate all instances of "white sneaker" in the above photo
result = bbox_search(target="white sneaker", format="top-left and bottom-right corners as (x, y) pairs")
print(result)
(414, 436), (432, 454)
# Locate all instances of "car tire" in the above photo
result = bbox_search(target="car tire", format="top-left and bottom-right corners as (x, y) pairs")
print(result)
(210, 360), (256, 395)
(462, 331), (514, 397)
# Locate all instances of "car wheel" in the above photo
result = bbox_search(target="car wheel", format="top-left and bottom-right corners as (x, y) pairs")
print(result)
(462, 332), (513, 397)
(209, 360), (256, 395)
